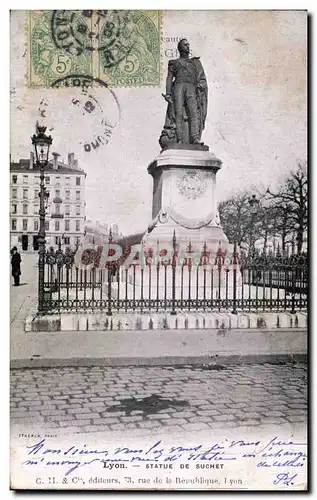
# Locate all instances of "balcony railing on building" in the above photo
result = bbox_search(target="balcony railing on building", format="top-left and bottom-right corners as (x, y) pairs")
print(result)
(53, 196), (63, 203)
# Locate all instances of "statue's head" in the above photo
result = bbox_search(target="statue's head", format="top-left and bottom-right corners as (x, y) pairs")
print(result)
(177, 38), (190, 56)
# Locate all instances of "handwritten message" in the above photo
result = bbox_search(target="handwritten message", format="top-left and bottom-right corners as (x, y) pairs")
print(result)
(19, 435), (307, 489)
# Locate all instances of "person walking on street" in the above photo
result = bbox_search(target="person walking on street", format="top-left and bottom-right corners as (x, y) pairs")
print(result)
(11, 246), (21, 286)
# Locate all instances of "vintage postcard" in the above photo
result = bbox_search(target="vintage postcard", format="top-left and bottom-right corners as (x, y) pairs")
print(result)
(10, 9), (307, 491)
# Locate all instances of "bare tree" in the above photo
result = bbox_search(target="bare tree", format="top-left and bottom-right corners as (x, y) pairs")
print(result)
(219, 192), (261, 248)
(273, 203), (294, 252)
(256, 203), (276, 253)
(267, 161), (307, 254)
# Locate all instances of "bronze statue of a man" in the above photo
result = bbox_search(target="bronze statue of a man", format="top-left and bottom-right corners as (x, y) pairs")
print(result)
(159, 39), (208, 149)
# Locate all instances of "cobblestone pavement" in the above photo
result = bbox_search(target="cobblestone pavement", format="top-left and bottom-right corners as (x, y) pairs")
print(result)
(10, 362), (307, 435)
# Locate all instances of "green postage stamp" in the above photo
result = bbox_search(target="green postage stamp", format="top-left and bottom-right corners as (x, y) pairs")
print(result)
(27, 10), (162, 88)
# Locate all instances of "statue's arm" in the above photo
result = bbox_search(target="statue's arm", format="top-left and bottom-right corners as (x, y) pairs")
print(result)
(195, 59), (207, 90)
(198, 65), (207, 90)
(166, 61), (175, 95)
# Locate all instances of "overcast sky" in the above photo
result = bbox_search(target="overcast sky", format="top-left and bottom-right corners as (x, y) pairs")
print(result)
(10, 10), (307, 235)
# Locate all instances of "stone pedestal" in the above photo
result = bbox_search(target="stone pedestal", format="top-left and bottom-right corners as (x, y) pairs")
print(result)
(117, 148), (242, 302)
(142, 149), (228, 250)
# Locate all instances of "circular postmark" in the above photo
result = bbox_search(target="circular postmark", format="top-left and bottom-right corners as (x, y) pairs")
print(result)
(49, 74), (121, 153)
(97, 11), (138, 70)
(51, 10), (136, 68)
(51, 10), (92, 56)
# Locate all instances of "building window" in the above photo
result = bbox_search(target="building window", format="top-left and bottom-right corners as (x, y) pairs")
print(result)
(66, 176), (70, 185)
(23, 204), (28, 215)
(12, 175), (17, 184)
(22, 219), (28, 231)
(45, 176), (50, 184)
(12, 204), (17, 214)
(65, 220), (70, 232)
(23, 189), (28, 199)
(76, 205), (80, 216)
(55, 176), (60, 184)
(55, 220), (60, 231)
(34, 204), (39, 214)
(76, 177), (81, 186)
(76, 220), (80, 232)
(34, 220), (39, 231)
(11, 219), (17, 230)
(45, 221), (49, 231)
(65, 205), (70, 216)
(55, 203), (60, 214)
(64, 236), (70, 245)
(65, 190), (70, 200)
(76, 190), (80, 201)
(55, 189), (60, 197)
(34, 189), (38, 199)
(12, 188), (17, 199)
(34, 176), (40, 184)
(23, 175), (28, 184)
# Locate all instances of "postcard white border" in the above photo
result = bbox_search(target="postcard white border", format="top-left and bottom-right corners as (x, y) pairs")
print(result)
(3, 1), (314, 498)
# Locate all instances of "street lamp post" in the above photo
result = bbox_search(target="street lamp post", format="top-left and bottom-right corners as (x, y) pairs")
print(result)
(31, 125), (53, 315)
(248, 194), (259, 257)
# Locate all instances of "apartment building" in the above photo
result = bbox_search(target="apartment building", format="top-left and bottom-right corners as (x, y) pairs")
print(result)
(10, 152), (86, 251)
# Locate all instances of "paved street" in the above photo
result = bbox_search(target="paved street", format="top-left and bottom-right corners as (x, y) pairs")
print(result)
(10, 253), (307, 438)
(11, 362), (307, 436)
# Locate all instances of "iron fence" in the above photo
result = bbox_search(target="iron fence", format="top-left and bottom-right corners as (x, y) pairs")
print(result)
(39, 241), (308, 315)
